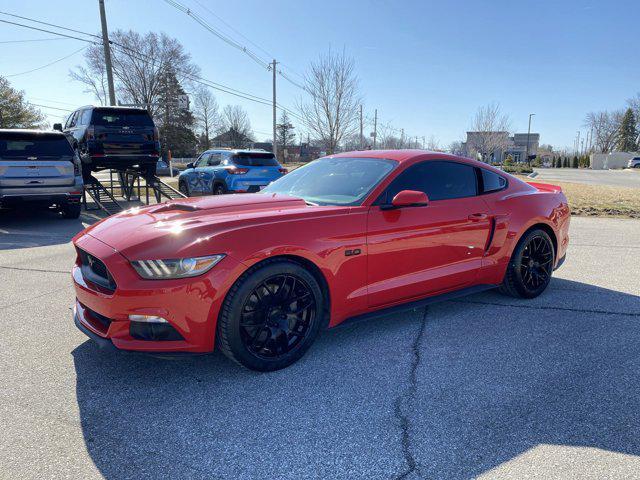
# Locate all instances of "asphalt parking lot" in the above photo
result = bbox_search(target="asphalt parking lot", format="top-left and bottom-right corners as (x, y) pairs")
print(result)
(1, 210), (640, 479)
(532, 168), (640, 188)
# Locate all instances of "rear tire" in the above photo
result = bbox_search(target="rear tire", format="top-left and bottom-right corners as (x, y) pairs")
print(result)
(216, 260), (324, 371)
(178, 180), (190, 196)
(61, 204), (81, 219)
(499, 229), (555, 299)
(213, 183), (226, 195)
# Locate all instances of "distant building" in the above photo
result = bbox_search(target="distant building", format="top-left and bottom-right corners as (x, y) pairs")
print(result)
(462, 132), (540, 162)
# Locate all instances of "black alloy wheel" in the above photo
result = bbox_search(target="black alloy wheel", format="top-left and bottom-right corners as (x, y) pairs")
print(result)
(240, 274), (316, 360)
(217, 260), (324, 371)
(499, 229), (555, 298)
(520, 235), (554, 291)
(213, 183), (226, 195)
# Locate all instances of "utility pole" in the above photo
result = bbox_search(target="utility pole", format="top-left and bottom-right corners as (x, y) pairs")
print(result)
(359, 105), (363, 150)
(98, 0), (116, 106)
(272, 59), (278, 159)
(525, 113), (535, 166)
(373, 109), (378, 149)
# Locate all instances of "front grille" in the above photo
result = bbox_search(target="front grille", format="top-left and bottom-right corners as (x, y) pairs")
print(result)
(77, 247), (117, 292)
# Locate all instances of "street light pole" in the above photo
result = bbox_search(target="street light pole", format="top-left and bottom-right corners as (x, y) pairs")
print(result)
(525, 113), (535, 166)
(98, 0), (116, 106)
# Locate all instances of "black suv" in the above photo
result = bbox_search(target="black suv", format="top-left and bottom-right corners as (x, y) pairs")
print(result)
(54, 106), (160, 180)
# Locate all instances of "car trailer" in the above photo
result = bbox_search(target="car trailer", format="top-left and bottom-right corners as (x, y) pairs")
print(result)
(82, 169), (185, 216)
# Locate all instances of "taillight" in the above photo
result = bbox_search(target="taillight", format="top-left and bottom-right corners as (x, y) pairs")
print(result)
(85, 126), (95, 140)
(278, 168), (288, 174)
(226, 167), (249, 175)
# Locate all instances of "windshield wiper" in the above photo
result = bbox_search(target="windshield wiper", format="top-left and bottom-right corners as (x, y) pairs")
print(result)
(304, 200), (319, 206)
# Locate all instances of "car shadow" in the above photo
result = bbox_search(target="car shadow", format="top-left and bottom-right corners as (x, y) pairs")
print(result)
(0, 207), (91, 250)
(72, 278), (640, 479)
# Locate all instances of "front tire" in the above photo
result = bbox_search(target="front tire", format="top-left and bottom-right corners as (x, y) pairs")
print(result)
(499, 229), (555, 298)
(217, 260), (324, 371)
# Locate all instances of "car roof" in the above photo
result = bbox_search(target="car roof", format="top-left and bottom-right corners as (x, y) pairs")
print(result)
(204, 148), (272, 154)
(0, 129), (66, 138)
(76, 105), (150, 113)
(330, 149), (474, 163)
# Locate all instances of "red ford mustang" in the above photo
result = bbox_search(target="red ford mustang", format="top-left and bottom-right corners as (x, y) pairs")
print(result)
(72, 151), (570, 370)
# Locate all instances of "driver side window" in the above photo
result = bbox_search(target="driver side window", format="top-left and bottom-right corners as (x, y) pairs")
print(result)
(196, 153), (210, 167)
(379, 160), (478, 203)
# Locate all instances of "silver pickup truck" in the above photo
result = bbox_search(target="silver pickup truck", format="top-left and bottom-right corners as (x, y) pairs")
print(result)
(0, 129), (83, 218)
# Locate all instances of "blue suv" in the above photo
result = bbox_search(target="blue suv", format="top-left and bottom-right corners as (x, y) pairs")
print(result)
(178, 149), (287, 196)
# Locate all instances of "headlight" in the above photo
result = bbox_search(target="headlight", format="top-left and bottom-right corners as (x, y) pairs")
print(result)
(131, 254), (225, 279)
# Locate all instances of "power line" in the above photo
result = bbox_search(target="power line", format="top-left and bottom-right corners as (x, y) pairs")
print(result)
(189, 0), (275, 60)
(108, 42), (274, 107)
(161, 0), (270, 69)
(6, 46), (87, 77)
(0, 37), (69, 44)
(28, 103), (72, 112)
(0, 19), (99, 44)
(0, 10), (100, 40)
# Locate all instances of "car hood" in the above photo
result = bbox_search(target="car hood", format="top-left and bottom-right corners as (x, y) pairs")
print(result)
(81, 193), (339, 260)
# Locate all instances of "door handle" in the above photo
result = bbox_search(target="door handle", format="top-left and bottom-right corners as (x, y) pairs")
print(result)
(468, 213), (488, 221)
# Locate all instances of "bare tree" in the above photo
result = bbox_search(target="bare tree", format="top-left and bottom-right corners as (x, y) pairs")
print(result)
(466, 103), (512, 162)
(426, 135), (441, 151)
(193, 87), (219, 150)
(220, 105), (253, 147)
(70, 30), (199, 117)
(584, 110), (624, 153)
(298, 49), (361, 154)
(448, 140), (466, 156)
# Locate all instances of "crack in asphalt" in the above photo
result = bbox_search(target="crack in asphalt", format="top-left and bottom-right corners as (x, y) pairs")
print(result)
(0, 286), (69, 311)
(393, 306), (428, 480)
(451, 299), (640, 317)
(0, 265), (69, 274)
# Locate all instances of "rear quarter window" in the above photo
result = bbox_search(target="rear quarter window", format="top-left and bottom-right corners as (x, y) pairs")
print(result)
(480, 169), (507, 193)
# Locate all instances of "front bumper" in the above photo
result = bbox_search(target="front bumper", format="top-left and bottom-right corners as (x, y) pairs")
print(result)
(72, 233), (244, 353)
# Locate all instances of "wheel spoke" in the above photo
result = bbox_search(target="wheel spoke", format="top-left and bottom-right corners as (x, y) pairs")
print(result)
(240, 273), (316, 360)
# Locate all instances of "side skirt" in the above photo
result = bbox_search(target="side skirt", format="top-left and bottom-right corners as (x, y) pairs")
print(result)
(333, 284), (498, 329)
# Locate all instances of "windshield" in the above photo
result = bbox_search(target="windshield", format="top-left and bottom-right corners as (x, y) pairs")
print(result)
(261, 157), (397, 206)
(232, 153), (279, 167)
(91, 109), (154, 127)
(0, 133), (73, 159)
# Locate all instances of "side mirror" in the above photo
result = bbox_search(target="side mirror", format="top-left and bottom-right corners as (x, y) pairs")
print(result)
(384, 190), (429, 209)
(186, 162), (194, 169)
(53, 123), (63, 132)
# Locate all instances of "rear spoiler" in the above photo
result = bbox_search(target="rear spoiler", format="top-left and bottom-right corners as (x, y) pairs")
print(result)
(527, 181), (562, 193)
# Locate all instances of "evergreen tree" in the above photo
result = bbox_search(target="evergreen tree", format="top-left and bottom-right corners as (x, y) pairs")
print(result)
(156, 67), (197, 158)
(616, 108), (638, 152)
(0, 76), (46, 128)
(572, 156), (579, 168)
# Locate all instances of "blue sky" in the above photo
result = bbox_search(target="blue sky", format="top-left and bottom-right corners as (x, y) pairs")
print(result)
(1, 0), (638, 149)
